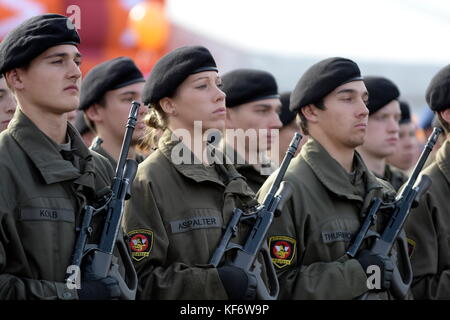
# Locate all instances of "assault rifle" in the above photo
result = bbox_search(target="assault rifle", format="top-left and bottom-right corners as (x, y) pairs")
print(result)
(66, 101), (141, 299)
(347, 127), (443, 299)
(210, 132), (302, 300)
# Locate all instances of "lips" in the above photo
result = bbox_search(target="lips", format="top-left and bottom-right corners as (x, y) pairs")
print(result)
(354, 123), (367, 129)
(213, 107), (226, 114)
(64, 85), (79, 92)
(386, 137), (399, 144)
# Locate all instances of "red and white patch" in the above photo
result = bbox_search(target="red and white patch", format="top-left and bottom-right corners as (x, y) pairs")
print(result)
(268, 236), (296, 269)
(127, 229), (153, 261)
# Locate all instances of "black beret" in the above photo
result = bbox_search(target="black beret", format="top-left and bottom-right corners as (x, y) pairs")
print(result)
(79, 57), (144, 110)
(364, 76), (400, 115)
(426, 64), (450, 111)
(399, 100), (411, 124)
(143, 46), (218, 105)
(221, 69), (279, 108)
(279, 91), (297, 126)
(290, 57), (363, 112)
(0, 14), (80, 75)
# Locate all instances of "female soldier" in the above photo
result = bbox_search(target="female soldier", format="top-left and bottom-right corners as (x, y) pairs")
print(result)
(123, 46), (268, 299)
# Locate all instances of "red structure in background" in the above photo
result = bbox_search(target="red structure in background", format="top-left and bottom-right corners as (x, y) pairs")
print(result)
(0, 0), (169, 76)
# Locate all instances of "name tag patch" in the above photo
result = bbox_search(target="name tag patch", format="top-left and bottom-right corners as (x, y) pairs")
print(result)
(322, 231), (353, 243)
(19, 207), (75, 223)
(170, 216), (221, 234)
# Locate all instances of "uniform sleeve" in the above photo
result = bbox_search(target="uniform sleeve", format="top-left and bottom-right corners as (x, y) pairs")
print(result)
(258, 179), (368, 300)
(405, 192), (450, 299)
(0, 211), (78, 300)
(122, 174), (228, 300)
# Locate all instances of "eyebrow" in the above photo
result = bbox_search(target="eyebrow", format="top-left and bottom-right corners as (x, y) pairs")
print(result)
(118, 91), (138, 97)
(192, 76), (220, 83)
(43, 52), (82, 60)
(336, 88), (368, 95)
(253, 103), (282, 110)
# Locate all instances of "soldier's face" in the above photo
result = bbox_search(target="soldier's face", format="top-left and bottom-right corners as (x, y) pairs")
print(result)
(11, 45), (82, 114)
(360, 100), (401, 158)
(318, 81), (369, 149)
(225, 98), (283, 152)
(168, 71), (226, 132)
(386, 121), (419, 170)
(98, 82), (146, 145)
(0, 77), (16, 132)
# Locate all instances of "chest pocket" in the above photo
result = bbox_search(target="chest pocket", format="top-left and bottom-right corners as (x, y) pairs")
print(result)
(166, 208), (224, 265)
(16, 204), (76, 281)
(307, 216), (361, 262)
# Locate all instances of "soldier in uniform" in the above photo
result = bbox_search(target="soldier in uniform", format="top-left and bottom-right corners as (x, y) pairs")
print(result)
(0, 74), (16, 132)
(386, 100), (420, 174)
(357, 76), (408, 191)
(405, 64), (450, 299)
(258, 57), (410, 299)
(221, 69), (283, 193)
(0, 14), (129, 300)
(123, 46), (271, 299)
(79, 57), (147, 168)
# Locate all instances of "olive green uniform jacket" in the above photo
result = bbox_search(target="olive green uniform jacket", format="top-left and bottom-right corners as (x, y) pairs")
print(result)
(258, 138), (411, 300)
(380, 164), (408, 192)
(405, 138), (450, 299)
(90, 136), (146, 170)
(0, 110), (114, 300)
(123, 130), (266, 300)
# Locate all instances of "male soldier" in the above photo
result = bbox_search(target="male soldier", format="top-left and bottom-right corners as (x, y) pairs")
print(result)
(405, 64), (450, 299)
(357, 76), (408, 191)
(272, 91), (307, 166)
(258, 57), (410, 299)
(79, 57), (147, 168)
(221, 68), (283, 192)
(0, 14), (128, 300)
(0, 74), (16, 132)
(386, 100), (420, 174)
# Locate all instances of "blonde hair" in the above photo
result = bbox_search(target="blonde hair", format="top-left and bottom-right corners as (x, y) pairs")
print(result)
(139, 103), (168, 151)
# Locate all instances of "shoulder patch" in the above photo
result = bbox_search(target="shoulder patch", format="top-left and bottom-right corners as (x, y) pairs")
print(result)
(407, 238), (416, 258)
(127, 229), (153, 261)
(268, 236), (296, 269)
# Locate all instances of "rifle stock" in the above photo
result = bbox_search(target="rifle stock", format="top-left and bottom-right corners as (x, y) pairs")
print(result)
(66, 101), (141, 300)
(209, 132), (301, 300)
(347, 127), (442, 299)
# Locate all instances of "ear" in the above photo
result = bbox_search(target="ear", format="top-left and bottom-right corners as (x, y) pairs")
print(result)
(5, 69), (25, 91)
(301, 104), (319, 124)
(159, 97), (177, 116)
(84, 103), (104, 123)
(440, 109), (450, 125)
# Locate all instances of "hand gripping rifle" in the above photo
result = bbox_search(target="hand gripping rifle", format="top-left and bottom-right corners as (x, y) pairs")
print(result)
(209, 132), (302, 300)
(346, 127), (443, 299)
(66, 101), (141, 299)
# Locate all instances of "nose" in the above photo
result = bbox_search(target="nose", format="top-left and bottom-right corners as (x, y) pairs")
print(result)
(357, 100), (369, 118)
(270, 111), (283, 129)
(215, 85), (226, 103)
(387, 117), (400, 134)
(68, 61), (82, 81)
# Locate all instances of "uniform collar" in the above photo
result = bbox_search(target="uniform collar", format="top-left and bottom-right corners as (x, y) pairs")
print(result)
(158, 129), (228, 186)
(436, 138), (450, 184)
(8, 109), (95, 186)
(301, 138), (385, 202)
(91, 140), (118, 169)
